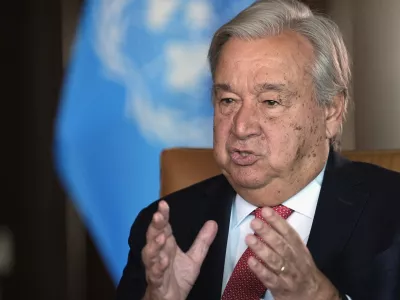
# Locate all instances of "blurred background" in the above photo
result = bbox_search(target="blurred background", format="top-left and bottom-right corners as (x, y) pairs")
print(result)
(1, 0), (399, 299)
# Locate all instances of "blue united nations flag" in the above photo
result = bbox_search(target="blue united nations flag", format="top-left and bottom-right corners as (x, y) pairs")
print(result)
(55, 0), (254, 284)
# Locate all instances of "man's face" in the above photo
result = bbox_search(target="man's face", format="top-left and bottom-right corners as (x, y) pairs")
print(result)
(213, 31), (332, 196)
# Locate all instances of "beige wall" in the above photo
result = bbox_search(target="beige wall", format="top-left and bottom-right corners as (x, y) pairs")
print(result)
(327, 0), (356, 150)
(353, 0), (400, 150)
(328, 0), (400, 150)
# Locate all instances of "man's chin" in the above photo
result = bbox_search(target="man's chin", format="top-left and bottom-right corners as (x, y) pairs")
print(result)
(223, 169), (269, 190)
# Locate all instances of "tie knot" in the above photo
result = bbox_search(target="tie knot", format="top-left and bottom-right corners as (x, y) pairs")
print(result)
(252, 205), (293, 222)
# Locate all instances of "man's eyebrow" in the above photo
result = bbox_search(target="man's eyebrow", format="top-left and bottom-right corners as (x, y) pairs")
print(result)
(254, 83), (287, 93)
(212, 83), (233, 93)
(212, 83), (288, 93)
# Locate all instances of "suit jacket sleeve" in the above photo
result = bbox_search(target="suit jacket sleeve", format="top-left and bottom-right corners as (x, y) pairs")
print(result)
(116, 207), (154, 300)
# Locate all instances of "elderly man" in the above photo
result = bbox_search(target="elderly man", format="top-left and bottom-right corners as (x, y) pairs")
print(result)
(116, 0), (400, 299)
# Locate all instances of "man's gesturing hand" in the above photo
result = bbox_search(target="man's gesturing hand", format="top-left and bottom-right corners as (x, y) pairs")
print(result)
(142, 200), (218, 300)
(245, 207), (341, 300)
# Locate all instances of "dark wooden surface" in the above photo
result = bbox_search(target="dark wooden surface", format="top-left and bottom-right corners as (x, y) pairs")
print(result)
(2, 0), (67, 299)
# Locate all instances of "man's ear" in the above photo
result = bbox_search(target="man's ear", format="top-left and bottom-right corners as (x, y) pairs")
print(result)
(325, 93), (345, 140)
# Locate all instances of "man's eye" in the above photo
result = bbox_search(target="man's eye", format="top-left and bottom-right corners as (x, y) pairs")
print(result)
(263, 100), (279, 106)
(220, 98), (234, 104)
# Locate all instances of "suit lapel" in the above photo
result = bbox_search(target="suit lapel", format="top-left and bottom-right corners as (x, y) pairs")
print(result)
(307, 150), (370, 271)
(191, 175), (235, 299)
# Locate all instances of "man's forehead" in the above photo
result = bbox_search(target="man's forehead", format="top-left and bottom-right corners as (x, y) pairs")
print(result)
(214, 34), (314, 91)
(217, 32), (314, 69)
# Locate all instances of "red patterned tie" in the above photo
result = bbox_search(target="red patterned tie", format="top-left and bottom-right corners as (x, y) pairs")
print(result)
(222, 205), (294, 300)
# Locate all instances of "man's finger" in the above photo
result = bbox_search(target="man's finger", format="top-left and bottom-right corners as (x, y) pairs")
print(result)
(157, 200), (170, 222)
(187, 220), (218, 264)
(250, 218), (294, 260)
(146, 252), (170, 287)
(245, 233), (285, 274)
(146, 217), (173, 243)
(261, 207), (304, 248)
(248, 256), (280, 289)
(146, 201), (171, 242)
(150, 251), (170, 278)
(142, 232), (166, 266)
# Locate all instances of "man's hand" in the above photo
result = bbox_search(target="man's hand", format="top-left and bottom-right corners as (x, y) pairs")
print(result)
(142, 200), (218, 300)
(245, 207), (341, 300)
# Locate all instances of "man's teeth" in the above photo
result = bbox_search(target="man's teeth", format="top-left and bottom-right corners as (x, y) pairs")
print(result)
(238, 151), (250, 157)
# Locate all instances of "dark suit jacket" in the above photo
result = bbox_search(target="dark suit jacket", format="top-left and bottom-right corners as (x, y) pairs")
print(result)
(116, 151), (400, 300)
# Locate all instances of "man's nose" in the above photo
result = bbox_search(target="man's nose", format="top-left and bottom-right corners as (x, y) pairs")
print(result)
(231, 102), (261, 140)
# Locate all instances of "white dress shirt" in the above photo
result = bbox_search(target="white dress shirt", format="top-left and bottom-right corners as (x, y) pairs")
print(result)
(222, 167), (328, 300)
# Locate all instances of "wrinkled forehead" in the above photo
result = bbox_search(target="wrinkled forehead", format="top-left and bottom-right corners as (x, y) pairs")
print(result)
(214, 32), (315, 87)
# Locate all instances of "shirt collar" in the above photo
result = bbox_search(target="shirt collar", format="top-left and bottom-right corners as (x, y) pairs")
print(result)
(233, 194), (257, 228)
(232, 164), (326, 228)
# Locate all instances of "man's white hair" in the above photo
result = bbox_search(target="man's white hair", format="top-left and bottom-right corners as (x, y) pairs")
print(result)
(208, 0), (351, 150)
